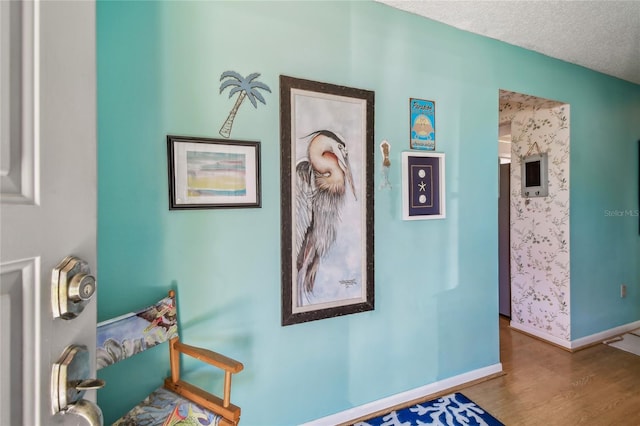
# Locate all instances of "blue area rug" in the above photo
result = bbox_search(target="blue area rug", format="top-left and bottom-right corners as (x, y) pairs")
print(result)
(355, 392), (504, 426)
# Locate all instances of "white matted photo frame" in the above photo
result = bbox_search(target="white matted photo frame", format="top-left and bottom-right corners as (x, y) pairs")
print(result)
(402, 151), (446, 220)
(167, 135), (261, 209)
(280, 75), (375, 326)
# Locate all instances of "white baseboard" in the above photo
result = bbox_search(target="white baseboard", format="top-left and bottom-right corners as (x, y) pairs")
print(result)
(510, 319), (640, 351)
(570, 319), (640, 350)
(301, 363), (503, 426)
(509, 321), (571, 349)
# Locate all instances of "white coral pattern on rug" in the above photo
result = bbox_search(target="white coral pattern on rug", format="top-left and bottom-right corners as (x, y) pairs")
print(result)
(409, 394), (491, 425)
(354, 393), (501, 426)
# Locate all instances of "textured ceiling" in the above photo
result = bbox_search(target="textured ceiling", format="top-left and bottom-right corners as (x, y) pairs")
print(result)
(377, 0), (640, 85)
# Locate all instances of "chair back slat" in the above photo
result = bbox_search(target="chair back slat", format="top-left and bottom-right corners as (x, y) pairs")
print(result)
(97, 294), (178, 369)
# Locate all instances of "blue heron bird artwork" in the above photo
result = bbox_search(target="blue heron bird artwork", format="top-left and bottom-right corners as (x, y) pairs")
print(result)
(295, 130), (358, 304)
(280, 75), (374, 326)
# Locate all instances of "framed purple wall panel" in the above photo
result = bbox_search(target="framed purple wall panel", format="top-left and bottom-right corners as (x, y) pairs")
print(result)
(402, 151), (446, 220)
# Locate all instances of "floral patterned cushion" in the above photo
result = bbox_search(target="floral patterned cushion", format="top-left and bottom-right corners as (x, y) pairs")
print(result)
(114, 387), (221, 426)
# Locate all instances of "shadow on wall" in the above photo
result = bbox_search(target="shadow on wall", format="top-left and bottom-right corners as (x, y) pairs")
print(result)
(97, 1), (169, 423)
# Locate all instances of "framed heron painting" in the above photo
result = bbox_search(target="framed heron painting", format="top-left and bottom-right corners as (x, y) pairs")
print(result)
(280, 75), (375, 326)
(167, 135), (261, 209)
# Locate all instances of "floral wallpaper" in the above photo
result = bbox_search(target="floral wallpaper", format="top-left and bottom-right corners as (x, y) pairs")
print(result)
(499, 90), (571, 341)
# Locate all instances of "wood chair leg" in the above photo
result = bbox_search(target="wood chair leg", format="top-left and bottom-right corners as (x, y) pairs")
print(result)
(223, 371), (232, 408)
(169, 337), (180, 383)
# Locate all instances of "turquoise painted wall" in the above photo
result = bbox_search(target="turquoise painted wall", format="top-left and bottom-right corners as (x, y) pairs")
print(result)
(569, 75), (640, 339)
(97, 1), (640, 424)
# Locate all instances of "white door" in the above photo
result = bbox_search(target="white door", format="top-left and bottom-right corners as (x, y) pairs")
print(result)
(1, 1), (98, 424)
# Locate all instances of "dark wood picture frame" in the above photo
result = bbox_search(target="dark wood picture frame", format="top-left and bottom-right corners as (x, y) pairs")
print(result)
(167, 135), (261, 210)
(280, 75), (375, 326)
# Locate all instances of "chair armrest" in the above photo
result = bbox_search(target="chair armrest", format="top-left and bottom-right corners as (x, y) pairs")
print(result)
(164, 378), (241, 424)
(167, 337), (244, 417)
(173, 340), (244, 374)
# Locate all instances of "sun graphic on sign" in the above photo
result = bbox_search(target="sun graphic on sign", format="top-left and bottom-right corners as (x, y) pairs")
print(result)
(412, 114), (434, 136)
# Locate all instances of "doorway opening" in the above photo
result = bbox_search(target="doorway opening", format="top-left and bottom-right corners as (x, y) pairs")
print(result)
(498, 122), (511, 318)
(498, 89), (571, 348)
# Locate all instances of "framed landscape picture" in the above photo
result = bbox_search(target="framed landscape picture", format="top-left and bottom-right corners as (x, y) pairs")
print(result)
(167, 135), (261, 209)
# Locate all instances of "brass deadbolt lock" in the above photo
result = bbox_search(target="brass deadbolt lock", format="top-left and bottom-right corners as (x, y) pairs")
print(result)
(52, 256), (96, 320)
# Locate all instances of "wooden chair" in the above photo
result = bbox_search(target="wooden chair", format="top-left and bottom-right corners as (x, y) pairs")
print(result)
(97, 290), (243, 426)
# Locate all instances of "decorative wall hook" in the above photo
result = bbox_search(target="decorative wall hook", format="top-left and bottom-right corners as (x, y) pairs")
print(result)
(379, 140), (392, 190)
(524, 141), (543, 158)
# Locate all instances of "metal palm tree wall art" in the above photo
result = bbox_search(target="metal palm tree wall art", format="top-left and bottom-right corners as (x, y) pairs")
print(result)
(218, 71), (271, 138)
(280, 75), (375, 326)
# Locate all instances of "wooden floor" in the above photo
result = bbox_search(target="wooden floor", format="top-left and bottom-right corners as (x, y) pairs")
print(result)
(461, 317), (640, 425)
